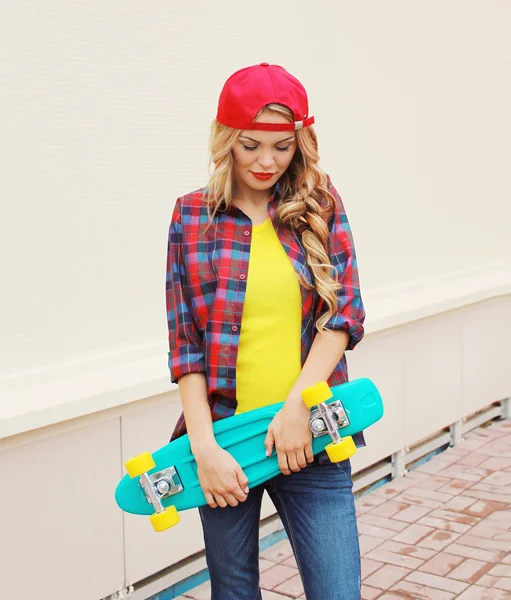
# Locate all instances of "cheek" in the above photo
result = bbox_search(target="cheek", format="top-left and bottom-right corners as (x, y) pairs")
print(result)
(277, 150), (296, 169)
(232, 148), (253, 169)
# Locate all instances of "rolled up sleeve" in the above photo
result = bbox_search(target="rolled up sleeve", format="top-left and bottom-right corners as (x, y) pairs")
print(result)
(166, 197), (206, 383)
(322, 176), (366, 351)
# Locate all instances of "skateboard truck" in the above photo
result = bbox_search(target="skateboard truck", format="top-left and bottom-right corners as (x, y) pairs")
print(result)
(302, 381), (357, 462)
(124, 454), (183, 532)
(309, 400), (349, 438)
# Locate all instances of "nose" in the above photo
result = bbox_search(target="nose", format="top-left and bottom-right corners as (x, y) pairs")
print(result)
(258, 149), (275, 169)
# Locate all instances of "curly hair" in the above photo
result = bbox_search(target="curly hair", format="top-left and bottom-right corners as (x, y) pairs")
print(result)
(200, 103), (342, 334)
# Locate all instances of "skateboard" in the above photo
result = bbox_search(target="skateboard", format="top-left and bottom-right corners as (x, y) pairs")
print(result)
(115, 377), (383, 532)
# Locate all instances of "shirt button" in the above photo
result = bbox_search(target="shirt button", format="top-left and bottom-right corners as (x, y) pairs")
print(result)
(232, 326), (238, 332)
(244, 230), (250, 236)
(240, 274), (246, 280)
(227, 379), (232, 384)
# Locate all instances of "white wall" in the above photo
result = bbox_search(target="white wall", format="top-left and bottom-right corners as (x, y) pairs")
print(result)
(1, 0), (510, 431)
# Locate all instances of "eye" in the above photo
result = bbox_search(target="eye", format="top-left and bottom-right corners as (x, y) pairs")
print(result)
(276, 146), (291, 152)
(241, 144), (257, 152)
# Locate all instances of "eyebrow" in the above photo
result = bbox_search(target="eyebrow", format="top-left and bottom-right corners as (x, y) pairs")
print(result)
(239, 135), (296, 144)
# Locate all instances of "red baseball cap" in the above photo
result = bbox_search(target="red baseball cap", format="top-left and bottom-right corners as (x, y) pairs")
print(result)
(216, 62), (315, 132)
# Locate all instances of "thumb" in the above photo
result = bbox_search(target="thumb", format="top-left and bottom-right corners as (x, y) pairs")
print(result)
(264, 427), (274, 458)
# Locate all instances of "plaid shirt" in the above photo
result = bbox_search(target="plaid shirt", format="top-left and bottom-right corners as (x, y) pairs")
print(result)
(166, 174), (366, 447)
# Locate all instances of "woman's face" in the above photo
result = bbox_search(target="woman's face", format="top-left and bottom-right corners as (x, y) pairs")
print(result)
(231, 110), (297, 196)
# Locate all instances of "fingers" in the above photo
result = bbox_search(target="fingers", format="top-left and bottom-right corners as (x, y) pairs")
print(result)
(236, 468), (250, 495)
(205, 492), (218, 508)
(264, 427), (274, 457)
(287, 452), (301, 473)
(277, 450), (290, 475)
(296, 450), (308, 469)
(278, 450), (310, 475)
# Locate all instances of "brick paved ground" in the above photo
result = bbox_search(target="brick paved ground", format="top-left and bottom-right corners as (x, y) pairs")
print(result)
(178, 418), (511, 599)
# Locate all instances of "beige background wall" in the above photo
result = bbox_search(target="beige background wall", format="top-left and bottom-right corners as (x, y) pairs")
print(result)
(0, 1), (510, 599)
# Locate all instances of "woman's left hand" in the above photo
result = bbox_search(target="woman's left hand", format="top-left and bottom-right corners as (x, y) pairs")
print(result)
(264, 397), (314, 475)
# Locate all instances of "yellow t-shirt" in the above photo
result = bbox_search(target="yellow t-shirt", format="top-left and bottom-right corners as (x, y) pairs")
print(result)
(235, 217), (302, 414)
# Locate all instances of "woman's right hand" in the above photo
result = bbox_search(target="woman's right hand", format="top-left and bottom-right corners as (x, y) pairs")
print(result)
(194, 443), (250, 508)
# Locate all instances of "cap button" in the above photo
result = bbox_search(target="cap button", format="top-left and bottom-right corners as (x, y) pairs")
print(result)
(260, 62), (269, 67)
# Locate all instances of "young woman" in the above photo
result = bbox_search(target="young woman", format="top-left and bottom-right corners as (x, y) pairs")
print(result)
(166, 62), (366, 600)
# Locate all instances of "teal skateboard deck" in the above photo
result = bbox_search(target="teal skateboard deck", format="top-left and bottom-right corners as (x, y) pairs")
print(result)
(115, 378), (383, 530)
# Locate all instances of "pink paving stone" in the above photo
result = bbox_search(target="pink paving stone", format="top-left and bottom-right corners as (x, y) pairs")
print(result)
(429, 508), (480, 526)
(371, 479), (416, 499)
(436, 464), (492, 482)
(488, 564), (511, 577)
(476, 574), (502, 588)
(261, 591), (290, 600)
(405, 569), (469, 594)
(260, 558), (275, 573)
(358, 521), (400, 540)
(503, 555), (511, 564)
(457, 452), (493, 467)
(463, 499), (508, 519)
(462, 488), (511, 504)
(478, 456), (511, 471)
(495, 578), (511, 592)
(466, 520), (506, 539)
(356, 494), (388, 511)
(415, 459), (454, 475)
(418, 552), (465, 576)
(391, 523), (436, 545)
(456, 584), (511, 599)
(448, 558), (494, 583)
(404, 469), (432, 482)
(455, 438), (488, 451)
(389, 580), (456, 599)
(442, 543), (506, 563)
(359, 513), (409, 532)
(410, 475), (452, 491)
(417, 529), (461, 552)
(455, 534), (509, 553)
(486, 509), (511, 522)
(361, 557), (385, 578)
(259, 564), (298, 590)
(376, 540), (436, 561)
(392, 504), (432, 523)
(472, 482), (511, 499)
(365, 547), (425, 570)
(378, 595), (409, 600)
(417, 514), (472, 534)
(361, 584), (382, 599)
(281, 555), (297, 569)
(482, 471), (511, 487)
(437, 479), (474, 495)
(359, 534), (385, 555)
(391, 491), (444, 510)
(259, 539), (294, 563)
(363, 564), (411, 590)
(443, 495), (478, 511)
(369, 500), (410, 518)
(273, 573), (304, 598)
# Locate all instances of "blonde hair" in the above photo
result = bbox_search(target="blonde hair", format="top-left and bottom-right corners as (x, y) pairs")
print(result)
(202, 103), (342, 333)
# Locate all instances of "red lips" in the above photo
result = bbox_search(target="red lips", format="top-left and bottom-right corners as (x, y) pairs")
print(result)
(250, 172), (275, 181)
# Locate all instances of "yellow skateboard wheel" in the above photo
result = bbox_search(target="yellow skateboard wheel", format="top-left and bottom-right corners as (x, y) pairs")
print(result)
(125, 452), (156, 478)
(325, 436), (357, 462)
(301, 381), (333, 409)
(150, 505), (180, 532)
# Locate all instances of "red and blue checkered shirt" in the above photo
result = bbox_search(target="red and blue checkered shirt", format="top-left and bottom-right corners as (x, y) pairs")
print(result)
(166, 174), (366, 447)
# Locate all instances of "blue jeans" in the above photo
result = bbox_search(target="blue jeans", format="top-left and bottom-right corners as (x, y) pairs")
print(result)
(198, 456), (361, 600)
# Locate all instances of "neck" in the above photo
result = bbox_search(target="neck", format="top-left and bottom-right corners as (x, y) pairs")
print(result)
(232, 181), (274, 207)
